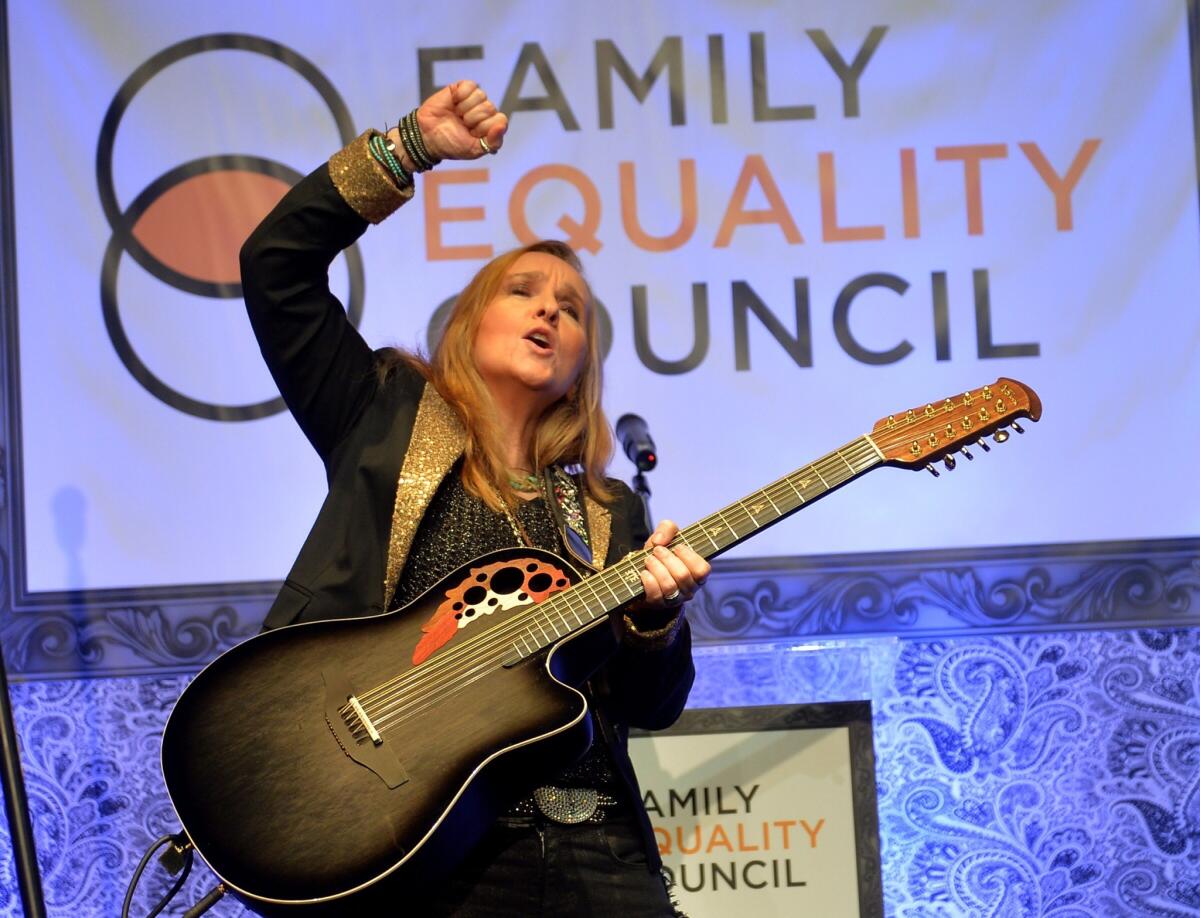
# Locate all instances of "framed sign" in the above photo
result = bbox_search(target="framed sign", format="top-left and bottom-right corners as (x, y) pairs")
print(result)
(629, 702), (882, 917)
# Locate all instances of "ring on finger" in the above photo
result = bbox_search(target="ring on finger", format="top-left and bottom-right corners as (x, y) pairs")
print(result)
(663, 589), (684, 605)
(479, 137), (491, 154)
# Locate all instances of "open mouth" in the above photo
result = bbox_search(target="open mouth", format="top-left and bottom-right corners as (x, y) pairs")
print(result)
(525, 332), (553, 353)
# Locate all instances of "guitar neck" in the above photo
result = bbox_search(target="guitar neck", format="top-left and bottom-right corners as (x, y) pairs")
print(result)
(505, 435), (884, 662)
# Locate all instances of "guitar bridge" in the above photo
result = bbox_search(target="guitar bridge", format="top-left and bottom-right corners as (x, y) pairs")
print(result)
(323, 670), (409, 789)
(346, 694), (382, 745)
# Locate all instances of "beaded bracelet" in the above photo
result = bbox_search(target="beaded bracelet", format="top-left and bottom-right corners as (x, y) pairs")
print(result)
(401, 111), (436, 171)
(370, 133), (411, 186)
(368, 132), (413, 189)
(398, 109), (439, 172)
(398, 118), (430, 172)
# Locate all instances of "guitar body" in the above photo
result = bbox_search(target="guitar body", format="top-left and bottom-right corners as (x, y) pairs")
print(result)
(161, 547), (610, 913)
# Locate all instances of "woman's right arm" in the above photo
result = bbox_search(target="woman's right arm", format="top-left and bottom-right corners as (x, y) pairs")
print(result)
(240, 146), (409, 462)
(240, 82), (507, 463)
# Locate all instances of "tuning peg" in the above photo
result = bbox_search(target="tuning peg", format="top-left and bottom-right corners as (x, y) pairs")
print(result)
(960, 447), (974, 460)
(925, 464), (940, 477)
(976, 437), (991, 452)
(993, 430), (1010, 444)
(1011, 421), (1025, 434)
(943, 455), (957, 471)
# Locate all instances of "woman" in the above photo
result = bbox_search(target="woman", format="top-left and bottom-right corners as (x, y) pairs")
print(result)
(240, 80), (709, 915)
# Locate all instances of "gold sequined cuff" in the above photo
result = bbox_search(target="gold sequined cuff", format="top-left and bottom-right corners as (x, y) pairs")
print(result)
(329, 130), (414, 224)
(622, 608), (685, 652)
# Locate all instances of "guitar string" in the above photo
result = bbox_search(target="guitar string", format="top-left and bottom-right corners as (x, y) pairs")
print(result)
(360, 442), (883, 734)
(341, 552), (641, 731)
(340, 440), (879, 737)
(349, 545), (646, 710)
(347, 437), (877, 715)
(348, 441), (881, 735)
(344, 440), (881, 737)
(350, 447), (884, 740)
(344, 552), (646, 740)
(345, 390), (1022, 736)
(345, 395), (1020, 738)
(360, 507), (795, 734)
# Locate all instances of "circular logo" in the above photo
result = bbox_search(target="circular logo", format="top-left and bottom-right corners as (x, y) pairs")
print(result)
(96, 33), (361, 421)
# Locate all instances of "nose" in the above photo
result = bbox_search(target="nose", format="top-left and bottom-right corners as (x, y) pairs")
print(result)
(535, 296), (559, 324)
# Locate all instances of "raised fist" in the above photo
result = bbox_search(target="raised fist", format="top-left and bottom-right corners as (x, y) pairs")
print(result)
(414, 80), (508, 162)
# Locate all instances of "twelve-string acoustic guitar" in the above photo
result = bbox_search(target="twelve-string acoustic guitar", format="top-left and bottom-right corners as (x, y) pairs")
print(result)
(161, 378), (1041, 914)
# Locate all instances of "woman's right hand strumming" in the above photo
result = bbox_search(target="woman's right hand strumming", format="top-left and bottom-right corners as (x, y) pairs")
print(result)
(388, 80), (508, 170)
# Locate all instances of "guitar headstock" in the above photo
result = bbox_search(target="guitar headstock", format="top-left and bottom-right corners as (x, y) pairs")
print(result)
(870, 378), (1041, 474)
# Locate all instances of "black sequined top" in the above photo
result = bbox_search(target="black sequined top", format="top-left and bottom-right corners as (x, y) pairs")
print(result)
(392, 461), (618, 794)
(393, 460), (564, 607)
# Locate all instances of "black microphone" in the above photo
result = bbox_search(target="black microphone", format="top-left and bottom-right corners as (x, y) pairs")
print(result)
(615, 413), (657, 471)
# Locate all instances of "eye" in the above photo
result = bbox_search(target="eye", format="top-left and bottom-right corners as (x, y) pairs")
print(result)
(561, 301), (580, 319)
(510, 284), (531, 296)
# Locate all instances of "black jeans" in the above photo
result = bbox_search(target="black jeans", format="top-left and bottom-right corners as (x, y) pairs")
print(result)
(412, 815), (678, 917)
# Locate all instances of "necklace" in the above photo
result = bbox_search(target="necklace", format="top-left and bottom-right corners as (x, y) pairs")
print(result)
(508, 470), (541, 493)
(494, 486), (535, 548)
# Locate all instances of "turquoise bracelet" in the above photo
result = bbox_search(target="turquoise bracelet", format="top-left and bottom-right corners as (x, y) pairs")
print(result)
(369, 133), (413, 189)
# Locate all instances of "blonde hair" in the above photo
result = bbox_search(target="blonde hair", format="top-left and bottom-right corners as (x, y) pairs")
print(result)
(382, 241), (614, 510)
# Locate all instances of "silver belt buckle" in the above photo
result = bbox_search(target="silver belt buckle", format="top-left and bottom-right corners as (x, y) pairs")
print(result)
(533, 786), (601, 824)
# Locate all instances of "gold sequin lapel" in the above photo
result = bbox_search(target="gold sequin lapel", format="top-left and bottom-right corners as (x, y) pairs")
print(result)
(584, 496), (611, 571)
(383, 384), (465, 606)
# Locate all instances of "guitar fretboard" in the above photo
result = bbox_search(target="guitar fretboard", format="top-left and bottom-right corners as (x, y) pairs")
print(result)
(504, 435), (884, 662)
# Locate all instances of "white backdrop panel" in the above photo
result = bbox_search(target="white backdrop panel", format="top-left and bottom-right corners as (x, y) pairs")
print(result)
(8, 0), (1199, 592)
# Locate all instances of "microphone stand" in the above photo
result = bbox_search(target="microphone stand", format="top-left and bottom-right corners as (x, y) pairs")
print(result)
(615, 413), (658, 531)
(631, 470), (653, 531)
(0, 637), (47, 917)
